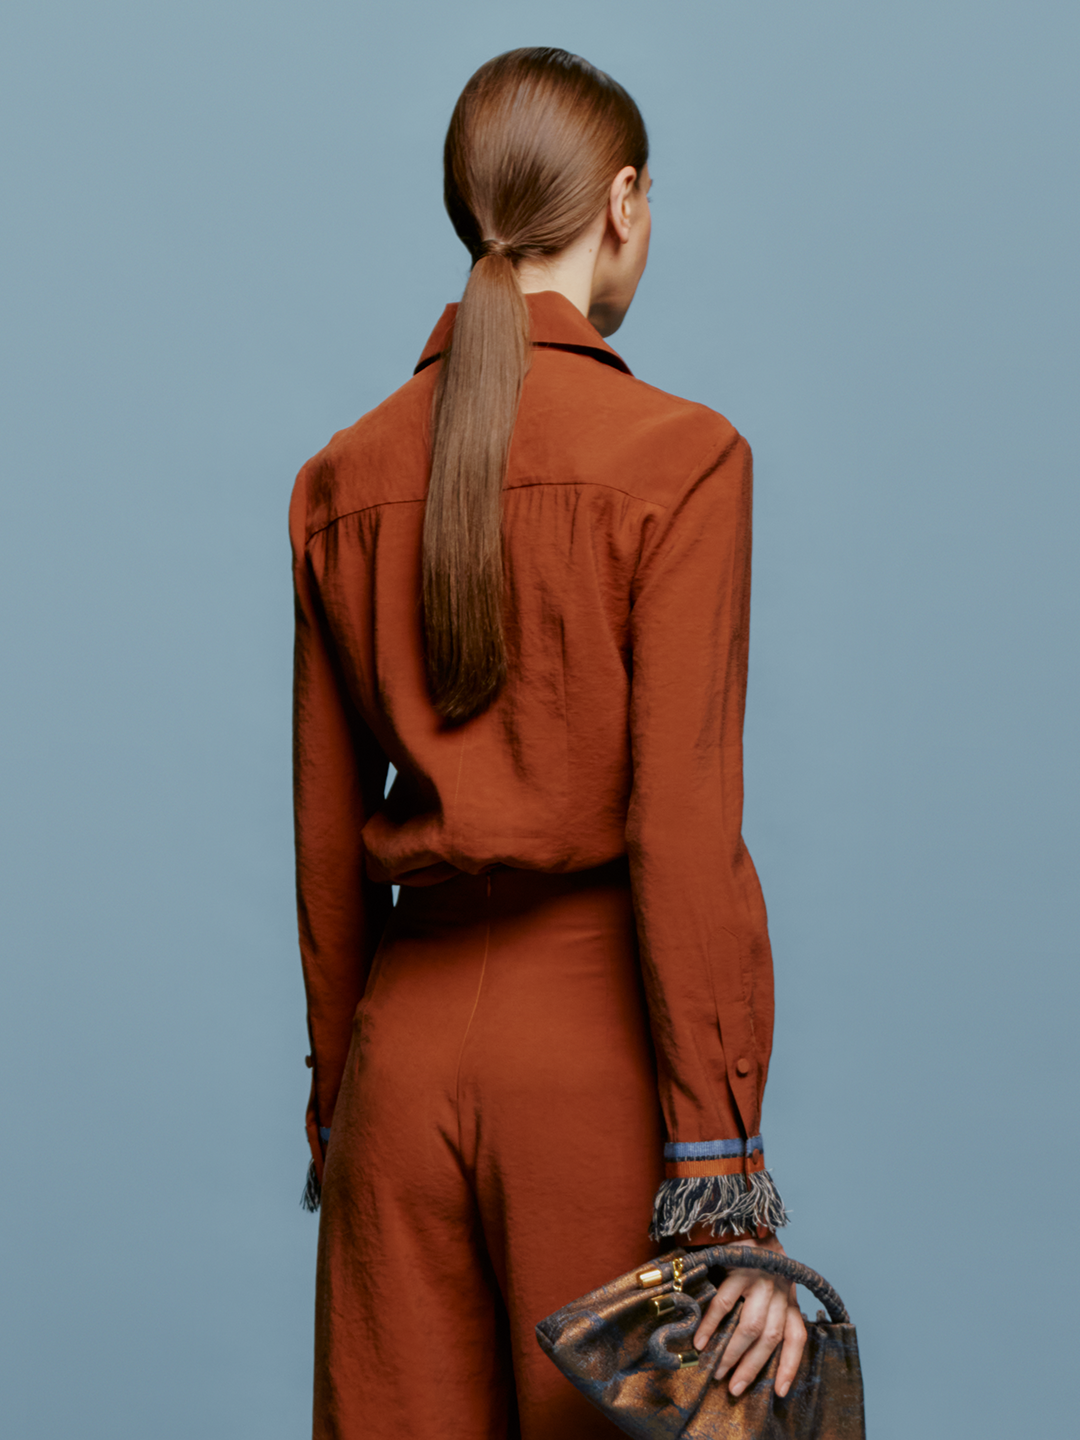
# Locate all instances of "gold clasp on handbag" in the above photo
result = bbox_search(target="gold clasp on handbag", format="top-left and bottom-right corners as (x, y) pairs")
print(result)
(677, 1351), (699, 1367)
(650, 1295), (676, 1317)
(637, 1267), (664, 1288)
(671, 1257), (686, 1293)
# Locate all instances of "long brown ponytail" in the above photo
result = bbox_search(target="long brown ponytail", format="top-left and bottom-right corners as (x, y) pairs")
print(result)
(422, 48), (648, 724)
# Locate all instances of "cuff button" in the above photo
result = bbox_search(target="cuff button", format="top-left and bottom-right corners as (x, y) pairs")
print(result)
(304, 1055), (313, 1068)
(735, 1057), (750, 1076)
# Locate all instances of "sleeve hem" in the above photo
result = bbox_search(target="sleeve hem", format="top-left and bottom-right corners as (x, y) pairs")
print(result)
(301, 1160), (322, 1213)
(301, 1124), (330, 1213)
(649, 1169), (789, 1241)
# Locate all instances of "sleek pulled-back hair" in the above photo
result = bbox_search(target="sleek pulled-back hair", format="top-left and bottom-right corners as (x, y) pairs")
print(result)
(422, 47), (648, 724)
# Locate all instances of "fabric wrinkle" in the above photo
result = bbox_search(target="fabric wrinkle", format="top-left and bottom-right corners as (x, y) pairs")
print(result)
(453, 876), (492, 1164)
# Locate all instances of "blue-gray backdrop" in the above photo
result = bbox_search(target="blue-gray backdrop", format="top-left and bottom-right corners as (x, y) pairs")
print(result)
(2, 2), (1076, 1436)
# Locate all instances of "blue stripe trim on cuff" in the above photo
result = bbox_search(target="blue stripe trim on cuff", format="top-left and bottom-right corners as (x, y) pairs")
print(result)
(663, 1136), (763, 1161)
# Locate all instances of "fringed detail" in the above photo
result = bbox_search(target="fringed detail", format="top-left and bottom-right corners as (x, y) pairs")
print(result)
(649, 1169), (789, 1241)
(301, 1160), (321, 1213)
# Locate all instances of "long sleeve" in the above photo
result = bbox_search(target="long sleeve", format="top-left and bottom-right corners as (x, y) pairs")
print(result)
(291, 462), (394, 1200)
(625, 428), (789, 1241)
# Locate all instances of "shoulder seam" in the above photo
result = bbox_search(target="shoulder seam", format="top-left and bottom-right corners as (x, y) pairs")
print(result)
(629, 425), (746, 587)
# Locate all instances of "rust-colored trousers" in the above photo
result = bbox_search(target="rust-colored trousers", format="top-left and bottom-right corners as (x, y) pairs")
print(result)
(313, 858), (667, 1439)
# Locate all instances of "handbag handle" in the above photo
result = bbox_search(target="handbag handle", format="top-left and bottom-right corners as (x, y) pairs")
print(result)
(691, 1245), (851, 1324)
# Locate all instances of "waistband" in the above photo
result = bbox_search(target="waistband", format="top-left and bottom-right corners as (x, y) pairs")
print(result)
(394, 854), (631, 925)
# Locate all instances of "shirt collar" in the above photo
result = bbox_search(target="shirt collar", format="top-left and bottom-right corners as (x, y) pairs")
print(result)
(413, 289), (633, 377)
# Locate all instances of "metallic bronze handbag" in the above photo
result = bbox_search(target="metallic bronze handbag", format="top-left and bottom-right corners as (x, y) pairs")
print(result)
(536, 1245), (865, 1438)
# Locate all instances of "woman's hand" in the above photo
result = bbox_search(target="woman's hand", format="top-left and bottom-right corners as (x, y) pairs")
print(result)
(691, 1231), (807, 1398)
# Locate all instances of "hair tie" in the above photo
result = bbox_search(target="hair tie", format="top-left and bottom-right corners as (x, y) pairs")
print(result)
(478, 237), (514, 260)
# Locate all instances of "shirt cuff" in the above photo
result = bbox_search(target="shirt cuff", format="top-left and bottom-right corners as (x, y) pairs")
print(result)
(650, 1136), (789, 1241)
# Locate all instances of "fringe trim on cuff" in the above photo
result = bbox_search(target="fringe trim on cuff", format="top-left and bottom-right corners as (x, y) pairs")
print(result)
(301, 1160), (321, 1213)
(649, 1169), (789, 1241)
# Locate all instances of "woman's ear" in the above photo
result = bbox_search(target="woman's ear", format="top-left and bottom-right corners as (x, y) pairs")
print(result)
(606, 166), (640, 245)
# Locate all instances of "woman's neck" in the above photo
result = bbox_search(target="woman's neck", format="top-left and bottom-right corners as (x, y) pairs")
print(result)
(515, 212), (605, 322)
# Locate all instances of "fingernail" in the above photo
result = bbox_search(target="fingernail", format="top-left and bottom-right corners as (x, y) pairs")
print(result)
(693, 1336), (705, 1351)
(776, 1383), (788, 1398)
(730, 1381), (745, 1396)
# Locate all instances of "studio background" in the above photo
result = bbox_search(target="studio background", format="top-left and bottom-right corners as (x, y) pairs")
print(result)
(2, 2), (1076, 1436)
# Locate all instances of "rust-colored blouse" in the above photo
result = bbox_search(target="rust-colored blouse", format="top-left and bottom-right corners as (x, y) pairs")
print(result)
(291, 290), (787, 1238)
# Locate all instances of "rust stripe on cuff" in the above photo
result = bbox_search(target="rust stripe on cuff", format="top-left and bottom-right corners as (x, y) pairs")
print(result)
(664, 1152), (767, 1180)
